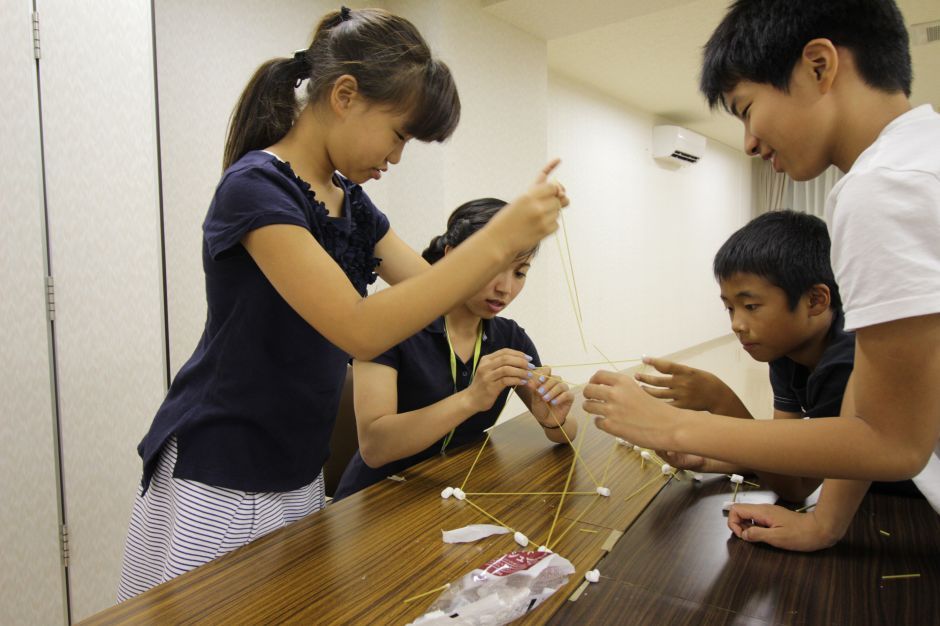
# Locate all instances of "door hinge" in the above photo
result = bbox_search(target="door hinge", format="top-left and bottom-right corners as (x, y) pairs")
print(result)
(61, 523), (69, 567)
(46, 275), (55, 321)
(32, 11), (41, 60)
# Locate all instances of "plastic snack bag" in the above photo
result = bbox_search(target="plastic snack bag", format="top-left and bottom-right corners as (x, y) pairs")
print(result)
(408, 550), (575, 625)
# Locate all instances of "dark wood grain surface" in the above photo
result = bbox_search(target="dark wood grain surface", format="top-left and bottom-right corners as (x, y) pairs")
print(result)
(549, 474), (940, 626)
(81, 404), (668, 625)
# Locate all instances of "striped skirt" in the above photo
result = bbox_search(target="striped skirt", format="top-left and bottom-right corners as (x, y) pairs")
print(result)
(117, 437), (324, 602)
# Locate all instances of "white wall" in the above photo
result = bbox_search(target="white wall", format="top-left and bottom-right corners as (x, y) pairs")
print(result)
(499, 74), (753, 390)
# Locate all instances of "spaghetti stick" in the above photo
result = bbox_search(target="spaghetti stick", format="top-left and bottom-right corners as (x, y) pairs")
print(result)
(553, 231), (587, 351)
(547, 404), (601, 488)
(624, 474), (665, 502)
(460, 430), (491, 491)
(543, 359), (643, 369)
(403, 584), (450, 604)
(548, 493), (602, 551)
(545, 428), (586, 547)
(465, 491), (598, 496)
(559, 210), (587, 350)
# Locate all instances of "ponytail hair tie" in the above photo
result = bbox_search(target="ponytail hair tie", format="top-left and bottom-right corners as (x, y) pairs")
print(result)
(292, 49), (311, 87)
(340, 6), (352, 21)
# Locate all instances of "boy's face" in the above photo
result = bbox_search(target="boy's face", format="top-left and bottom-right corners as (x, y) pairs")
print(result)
(723, 70), (834, 182)
(718, 272), (814, 363)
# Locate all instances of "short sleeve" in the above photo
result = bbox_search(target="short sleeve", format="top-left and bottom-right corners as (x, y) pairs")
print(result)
(371, 343), (401, 371)
(355, 187), (391, 245)
(830, 169), (940, 331)
(204, 163), (310, 260)
(518, 330), (541, 368)
(768, 359), (801, 414)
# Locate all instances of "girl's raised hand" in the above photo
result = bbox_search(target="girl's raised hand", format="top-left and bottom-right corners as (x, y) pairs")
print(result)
(484, 159), (569, 257)
(465, 348), (533, 413)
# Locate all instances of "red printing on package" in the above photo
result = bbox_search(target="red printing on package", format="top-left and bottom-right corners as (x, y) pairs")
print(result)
(482, 551), (549, 577)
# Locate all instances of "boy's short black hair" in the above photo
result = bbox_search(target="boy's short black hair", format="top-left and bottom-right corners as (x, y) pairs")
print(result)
(701, 0), (912, 110)
(714, 210), (842, 312)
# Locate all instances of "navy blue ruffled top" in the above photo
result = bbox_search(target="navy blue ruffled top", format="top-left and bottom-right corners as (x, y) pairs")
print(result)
(137, 151), (389, 493)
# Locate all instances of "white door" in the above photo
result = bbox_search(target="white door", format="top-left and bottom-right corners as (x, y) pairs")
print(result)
(37, 0), (167, 620)
(0, 1), (68, 624)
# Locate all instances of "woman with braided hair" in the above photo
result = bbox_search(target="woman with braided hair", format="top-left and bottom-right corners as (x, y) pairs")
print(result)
(334, 198), (577, 500)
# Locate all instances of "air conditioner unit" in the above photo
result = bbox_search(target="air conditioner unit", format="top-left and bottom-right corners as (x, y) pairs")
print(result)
(652, 125), (706, 165)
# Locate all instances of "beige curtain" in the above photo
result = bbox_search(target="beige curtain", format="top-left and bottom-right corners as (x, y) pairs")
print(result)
(752, 158), (788, 216)
(787, 165), (844, 221)
(753, 160), (844, 223)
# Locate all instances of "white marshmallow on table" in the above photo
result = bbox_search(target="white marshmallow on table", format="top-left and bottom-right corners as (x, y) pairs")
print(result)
(632, 445), (641, 452)
(584, 569), (600, 583)
(615, 437), (630, 446)
(640, 451), (653, 461)
(595, 486), (611, 497)
(514, 531), (529, 547)
(661, 463), (674, 475)
(453, 487), (466, 500)
(440, 487), (454, 499)
(538, 545), (551, 553)
(730, 474), (744, 485)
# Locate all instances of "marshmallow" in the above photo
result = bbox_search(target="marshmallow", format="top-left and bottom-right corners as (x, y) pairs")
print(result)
(538, 545), (552, 553)
(514, 531), (529, 547)
(640, 451), (653, 462)
(595, 486), (611, 497)
(730, 474), (744, 485)
(661, 463), (674, 475)
(584, 569), (600, 583)
(453, 487), (466, 500)
(615, 437), (630, 446)
(441, 487), (454, 499)
(632, 445), (641, 452)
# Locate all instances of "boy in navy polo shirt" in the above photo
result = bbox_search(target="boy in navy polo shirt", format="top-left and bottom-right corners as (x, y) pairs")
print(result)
(335, 199), (578, 499)
(639, 211), (916, 502)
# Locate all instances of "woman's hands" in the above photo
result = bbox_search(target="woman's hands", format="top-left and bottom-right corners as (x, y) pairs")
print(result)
(464, 348), (534, 413)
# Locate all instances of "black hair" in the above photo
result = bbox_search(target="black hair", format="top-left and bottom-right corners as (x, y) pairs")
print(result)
(223, 7), (460, 169)
(713, 210), (841, 311)
(422, 198), (539, 264)
(701, 0), (912, 110)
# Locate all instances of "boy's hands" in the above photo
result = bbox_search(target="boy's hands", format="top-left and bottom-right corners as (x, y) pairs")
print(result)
(727, 503), (841, 552)
(526, 367), (574, 427)
(584, 370), (678, 450)
(635, 357), (737, 413)
(465, 349), (532, 413)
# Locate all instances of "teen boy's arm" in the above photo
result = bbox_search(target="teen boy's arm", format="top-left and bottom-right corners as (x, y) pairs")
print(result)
(586, 313), (940, 482)
(727, 381), (870, 551)
(727, 478), (869, 551)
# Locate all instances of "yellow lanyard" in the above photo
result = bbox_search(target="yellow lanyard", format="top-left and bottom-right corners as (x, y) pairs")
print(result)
(441, 320), (483, 454)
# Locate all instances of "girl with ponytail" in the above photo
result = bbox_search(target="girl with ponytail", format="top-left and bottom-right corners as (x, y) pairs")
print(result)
(119, 7), (567, 600)
(334, 198), (577, 500)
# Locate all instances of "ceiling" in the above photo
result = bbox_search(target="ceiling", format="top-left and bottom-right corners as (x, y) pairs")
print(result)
(483, 0), (940, 151)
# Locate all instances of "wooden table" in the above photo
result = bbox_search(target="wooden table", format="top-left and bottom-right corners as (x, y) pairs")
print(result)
(548, 475), (940, 625)
(82, 405), (668, 625)
(82, 407), (940, 625)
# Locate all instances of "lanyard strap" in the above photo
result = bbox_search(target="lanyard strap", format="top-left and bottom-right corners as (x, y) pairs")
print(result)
(441, 320), (483, 454)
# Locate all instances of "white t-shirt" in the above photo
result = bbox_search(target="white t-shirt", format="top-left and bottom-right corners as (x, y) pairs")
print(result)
(826, 104), (940, 513)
